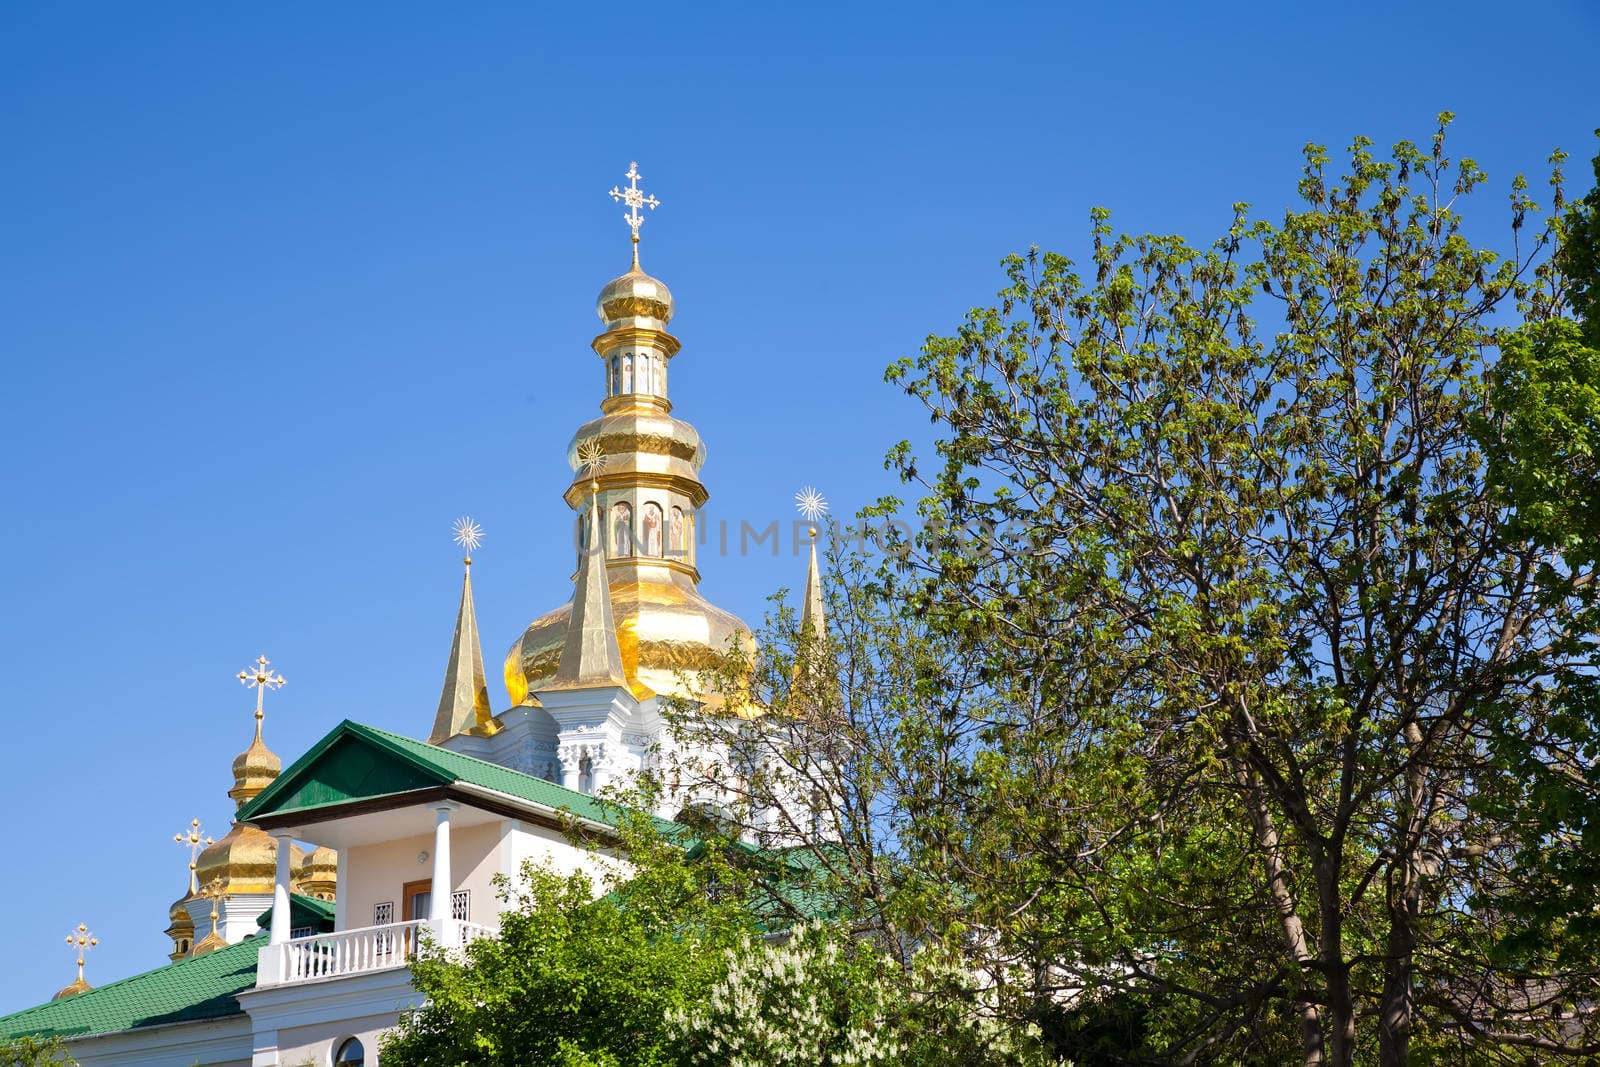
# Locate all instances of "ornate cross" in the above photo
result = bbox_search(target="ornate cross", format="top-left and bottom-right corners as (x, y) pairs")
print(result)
(174, 817), (214, 894)
(200, 877), (225, 936)
(65, 924), (98, 984)
(238, 655), (286, 726)
(608, 161), (660, 246)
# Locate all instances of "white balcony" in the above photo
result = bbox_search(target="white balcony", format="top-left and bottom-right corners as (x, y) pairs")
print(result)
(256, 918), (498, 988)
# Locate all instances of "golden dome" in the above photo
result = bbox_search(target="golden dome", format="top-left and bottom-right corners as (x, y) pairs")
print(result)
(597, 262), (673, 326)
(52, 977), (91, 1000)
(195, 824), (303, 896)
(190, 929), (227, 957)
(228, 729), (281, 808)
(506, 571), (751, 704)
(296, 846), (338, 901)
(165, 894), (195, 961)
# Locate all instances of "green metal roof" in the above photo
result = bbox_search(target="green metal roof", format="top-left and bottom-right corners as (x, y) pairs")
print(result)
(253, 893), (336, 934)
(236, 720), (650, 830)
(0, 936), (258, 1042)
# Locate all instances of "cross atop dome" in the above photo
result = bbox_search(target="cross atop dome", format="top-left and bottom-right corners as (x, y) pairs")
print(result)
(608, 161), (660, 262)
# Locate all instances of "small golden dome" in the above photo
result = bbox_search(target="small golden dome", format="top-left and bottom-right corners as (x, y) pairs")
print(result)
(190, 930), (227, 957)
(52, 976), (92, 1000)
(297, 846), (338, 901)
(228, 729), (282, 808)
(597, 263), (673, 326)
(165, 895), (195, 962)
(195, 824), (302, 896)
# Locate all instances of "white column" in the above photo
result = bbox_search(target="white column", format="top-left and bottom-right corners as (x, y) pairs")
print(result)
(429, 804), (455, 927)
(269, 830), (295, 945)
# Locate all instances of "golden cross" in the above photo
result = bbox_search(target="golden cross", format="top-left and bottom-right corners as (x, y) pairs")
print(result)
(608, 161), (660, 248)
(65, 924), (98, 985)
(237, 655), (286, 728)
(201, 877), (225, 937)
(174, 818), (213, 894)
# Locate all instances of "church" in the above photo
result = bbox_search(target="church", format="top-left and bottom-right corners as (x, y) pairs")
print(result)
(0, 164), (826, 1067)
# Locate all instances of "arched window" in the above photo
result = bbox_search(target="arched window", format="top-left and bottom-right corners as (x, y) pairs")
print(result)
(669, 507), (685, 557)
(610, 502), (633, 557)
(642, 502), (664, 557)
(334, 1037), (366, 1066)
(638, 353), (653, 394)
(611, 355), (621, 395)
(622, 355), (633, 393)
(579, 753), (595, 794)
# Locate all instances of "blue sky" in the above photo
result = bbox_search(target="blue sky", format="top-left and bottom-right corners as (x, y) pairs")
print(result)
(0, 0), (1594, 1012)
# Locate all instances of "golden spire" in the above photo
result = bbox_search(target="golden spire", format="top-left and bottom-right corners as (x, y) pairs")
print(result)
(229, 656), (284, 808)
(429, 517), (496, 743)
(796, 488), (829, 641)
(608, 160), (660, 267)
(54, 924), (98, 1000)
(543, 483), (630, 691)
(190, 879), (228, 957)
(174, 818), (214, 894)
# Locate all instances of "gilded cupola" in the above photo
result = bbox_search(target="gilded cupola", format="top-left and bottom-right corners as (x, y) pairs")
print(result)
(502, 162), (751, 710)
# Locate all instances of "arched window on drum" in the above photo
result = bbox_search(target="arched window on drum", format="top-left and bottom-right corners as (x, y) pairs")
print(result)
(669, 507), (686, 558)
(610, 501), (633, 557)
(642, 502), (664, 557)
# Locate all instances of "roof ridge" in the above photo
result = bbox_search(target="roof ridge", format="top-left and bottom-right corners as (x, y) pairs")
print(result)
(356, 722), (612, 808)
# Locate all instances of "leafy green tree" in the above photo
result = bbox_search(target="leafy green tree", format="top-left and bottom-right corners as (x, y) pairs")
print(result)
(881, 115), (1594, 1064)
(379, 809), (760, 1067)
(0, 1036), (74, 1067)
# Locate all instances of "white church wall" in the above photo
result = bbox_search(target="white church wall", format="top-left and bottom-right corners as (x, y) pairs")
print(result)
(64, 1016), (252, 1067)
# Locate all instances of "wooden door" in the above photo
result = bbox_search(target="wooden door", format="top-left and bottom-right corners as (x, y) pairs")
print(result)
(402, 878), (432, 922)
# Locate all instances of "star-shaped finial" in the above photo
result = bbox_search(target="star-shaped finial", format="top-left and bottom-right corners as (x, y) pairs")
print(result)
(795, 487), (829, 524)
(452, 516), (484, 555)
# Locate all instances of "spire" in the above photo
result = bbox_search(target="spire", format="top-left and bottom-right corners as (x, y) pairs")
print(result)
(800, 527), (827, 642)
(545, 485), (630, 691)
(795, 488), (830, 643)
(430, 518), (495, 743)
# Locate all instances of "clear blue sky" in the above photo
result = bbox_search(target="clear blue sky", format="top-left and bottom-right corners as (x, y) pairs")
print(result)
(0, 0), (1593, 1013)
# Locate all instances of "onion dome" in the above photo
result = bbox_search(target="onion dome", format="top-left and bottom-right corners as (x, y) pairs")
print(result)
(296, 846), (338, 901)
(228, 728), (281, 808)
(165, 894), (195, 961)
(190, 926), (227, 957)
(52, 976), (91, 1000)
(596, 258), (674, 327)
(195, 825), (302, 897)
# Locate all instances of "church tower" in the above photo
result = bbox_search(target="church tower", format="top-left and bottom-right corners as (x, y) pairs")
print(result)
(503, 163), (750, 707)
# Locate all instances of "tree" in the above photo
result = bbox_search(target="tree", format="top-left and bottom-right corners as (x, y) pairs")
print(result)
(670, 921), (1058, 1066)
(379, 809), (760, 1067)
(0, 1037), (74, 1067)
(880, 115), (1594, 1064)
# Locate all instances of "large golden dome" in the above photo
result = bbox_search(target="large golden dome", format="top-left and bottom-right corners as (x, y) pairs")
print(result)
(506, 571), (751, 704)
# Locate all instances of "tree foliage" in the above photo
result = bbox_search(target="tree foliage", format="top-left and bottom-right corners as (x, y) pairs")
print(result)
(876, 115), (1594, 1065)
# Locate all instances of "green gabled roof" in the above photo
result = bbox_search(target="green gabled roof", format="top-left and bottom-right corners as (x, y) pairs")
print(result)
(236, 719), (655, 832)
(253, 893), (336, 934)
(0, 936), (258, 1042)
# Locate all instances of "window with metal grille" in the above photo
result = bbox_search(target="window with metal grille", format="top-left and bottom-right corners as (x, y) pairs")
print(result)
(289, 925), (315, 939)
(451, 890), (470, 922)
(373, 901), (394, 926)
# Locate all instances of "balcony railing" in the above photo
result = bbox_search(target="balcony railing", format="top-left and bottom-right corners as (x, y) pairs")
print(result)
(257, 917), (499, 987)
